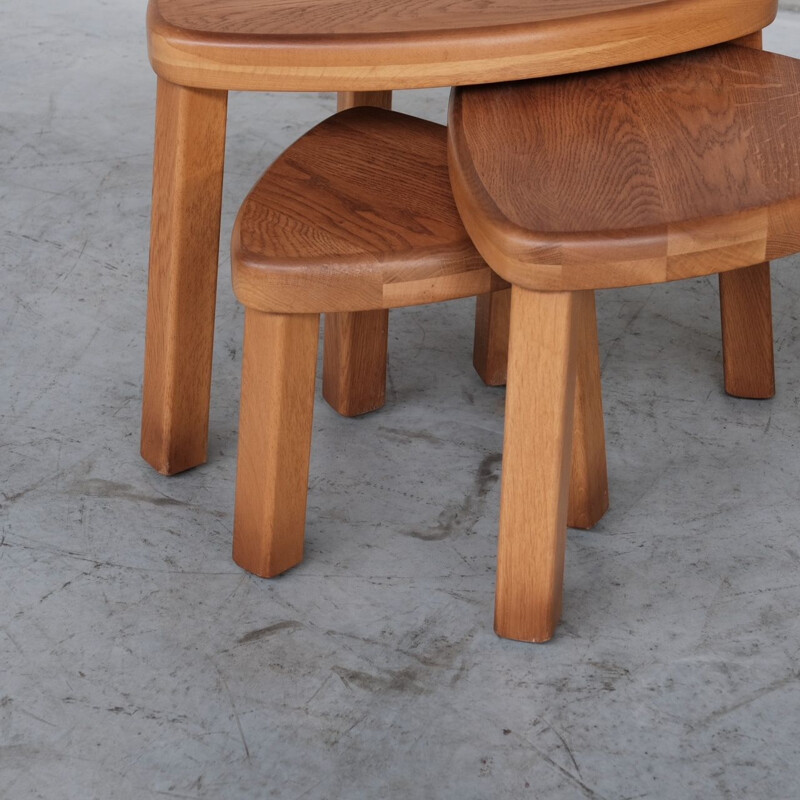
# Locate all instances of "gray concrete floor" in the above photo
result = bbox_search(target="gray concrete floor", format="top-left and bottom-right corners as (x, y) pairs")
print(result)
(3, 3), (800, 799)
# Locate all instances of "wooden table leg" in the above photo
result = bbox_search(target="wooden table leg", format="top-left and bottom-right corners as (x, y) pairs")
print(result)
(719, 263), (774, 398)
(322, 91), (392, 417)
(474, 288), (609, 529)
(233, 310), (320, 578)
(718, 30), (775, 400)
(473, 289), (510, 386)
(495, 287), (579, 643)
(141, 78), (228, 475)
(568, 290), (609, 529)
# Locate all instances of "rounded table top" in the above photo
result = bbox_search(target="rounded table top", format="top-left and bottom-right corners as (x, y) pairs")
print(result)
(232, 108), (493, 314)
(448, 45), (800, 291)
(147, 0), (777, 91)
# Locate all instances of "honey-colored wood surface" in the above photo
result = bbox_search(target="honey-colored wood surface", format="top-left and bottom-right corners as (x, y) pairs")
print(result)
(141, 79), (227, 475)
(716, 32), (776, 400)
(495, 287), (578, 643)
(233, 309), (319, 578)
(232, 108), (495, 314)
(449, 45), (800, 292)
(323, 91), (393, 417)
(719, 263), (775, 398)
(147, 0), (776, 91)
(567, 292), (609, 530)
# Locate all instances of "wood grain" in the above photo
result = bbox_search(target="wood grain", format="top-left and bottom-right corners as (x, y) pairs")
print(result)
(323, 91), (393, 417)
(717, 31), (775, 400)
(495, 287), (578, 643)
(233, 309), (319, 578)
(147, 0), (776, 91)
(141, 78), (227, 475)
(449, 45), (800, 292)
(232, 107), (491, 314)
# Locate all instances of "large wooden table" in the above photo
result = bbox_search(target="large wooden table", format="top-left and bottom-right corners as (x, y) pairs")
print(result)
(142, 0), (777, 476)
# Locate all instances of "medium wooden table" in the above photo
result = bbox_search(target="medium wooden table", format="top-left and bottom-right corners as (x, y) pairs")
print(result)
(142, 0), (777, 476)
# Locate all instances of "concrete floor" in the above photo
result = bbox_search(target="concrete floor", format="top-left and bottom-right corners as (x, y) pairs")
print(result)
(3, 3), (800, 798)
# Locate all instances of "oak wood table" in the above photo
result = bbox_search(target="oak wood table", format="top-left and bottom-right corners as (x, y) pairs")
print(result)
(448, 43), (800, 641)
(142, 0), (778, 476)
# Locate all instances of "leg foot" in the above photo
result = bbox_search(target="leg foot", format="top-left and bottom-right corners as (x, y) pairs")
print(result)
(233, 310), (320, 578)
(495, 288), (578, 642)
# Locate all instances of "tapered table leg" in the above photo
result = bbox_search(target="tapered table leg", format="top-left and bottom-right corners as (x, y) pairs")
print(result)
(495, 287), (579, 643)
(141, 79), (228, 474)
(234, 310), (320, 578)
(322, 91), (392, 417)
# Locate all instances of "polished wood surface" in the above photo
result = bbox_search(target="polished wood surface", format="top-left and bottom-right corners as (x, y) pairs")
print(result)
(147, 0), (776, 91)
(232, 108), (495, 314)
(449, 45), (800, 292)
(233, 309), (319, 577)
(323, 91), (393, 418)
(141, 79), (227, 475)
(495, 288), (579, 642)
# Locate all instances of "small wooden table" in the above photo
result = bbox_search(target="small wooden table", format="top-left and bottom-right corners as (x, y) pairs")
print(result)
(142, 0), (777, 476)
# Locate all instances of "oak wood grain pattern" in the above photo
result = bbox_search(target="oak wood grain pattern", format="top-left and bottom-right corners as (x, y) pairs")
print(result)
(495, 288), (578, 642)
(719, 262), (775, 399)
(449, 45), (800, 292)
(232, 108), (494, 314)
(233, 309), (319, 577)
(147, 0), (776, 91)
(716, 32), (776, 401)
(567, 291), (609, 529)
(323, 91), (392, 417)
(141, 79), (227, 475)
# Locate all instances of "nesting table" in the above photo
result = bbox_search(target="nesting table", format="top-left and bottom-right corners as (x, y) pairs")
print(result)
(141, 0), (778, 478)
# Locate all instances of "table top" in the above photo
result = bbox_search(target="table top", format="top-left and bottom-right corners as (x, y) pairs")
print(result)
(148, 0), (777, 91)
(447, 44), (800, 292)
